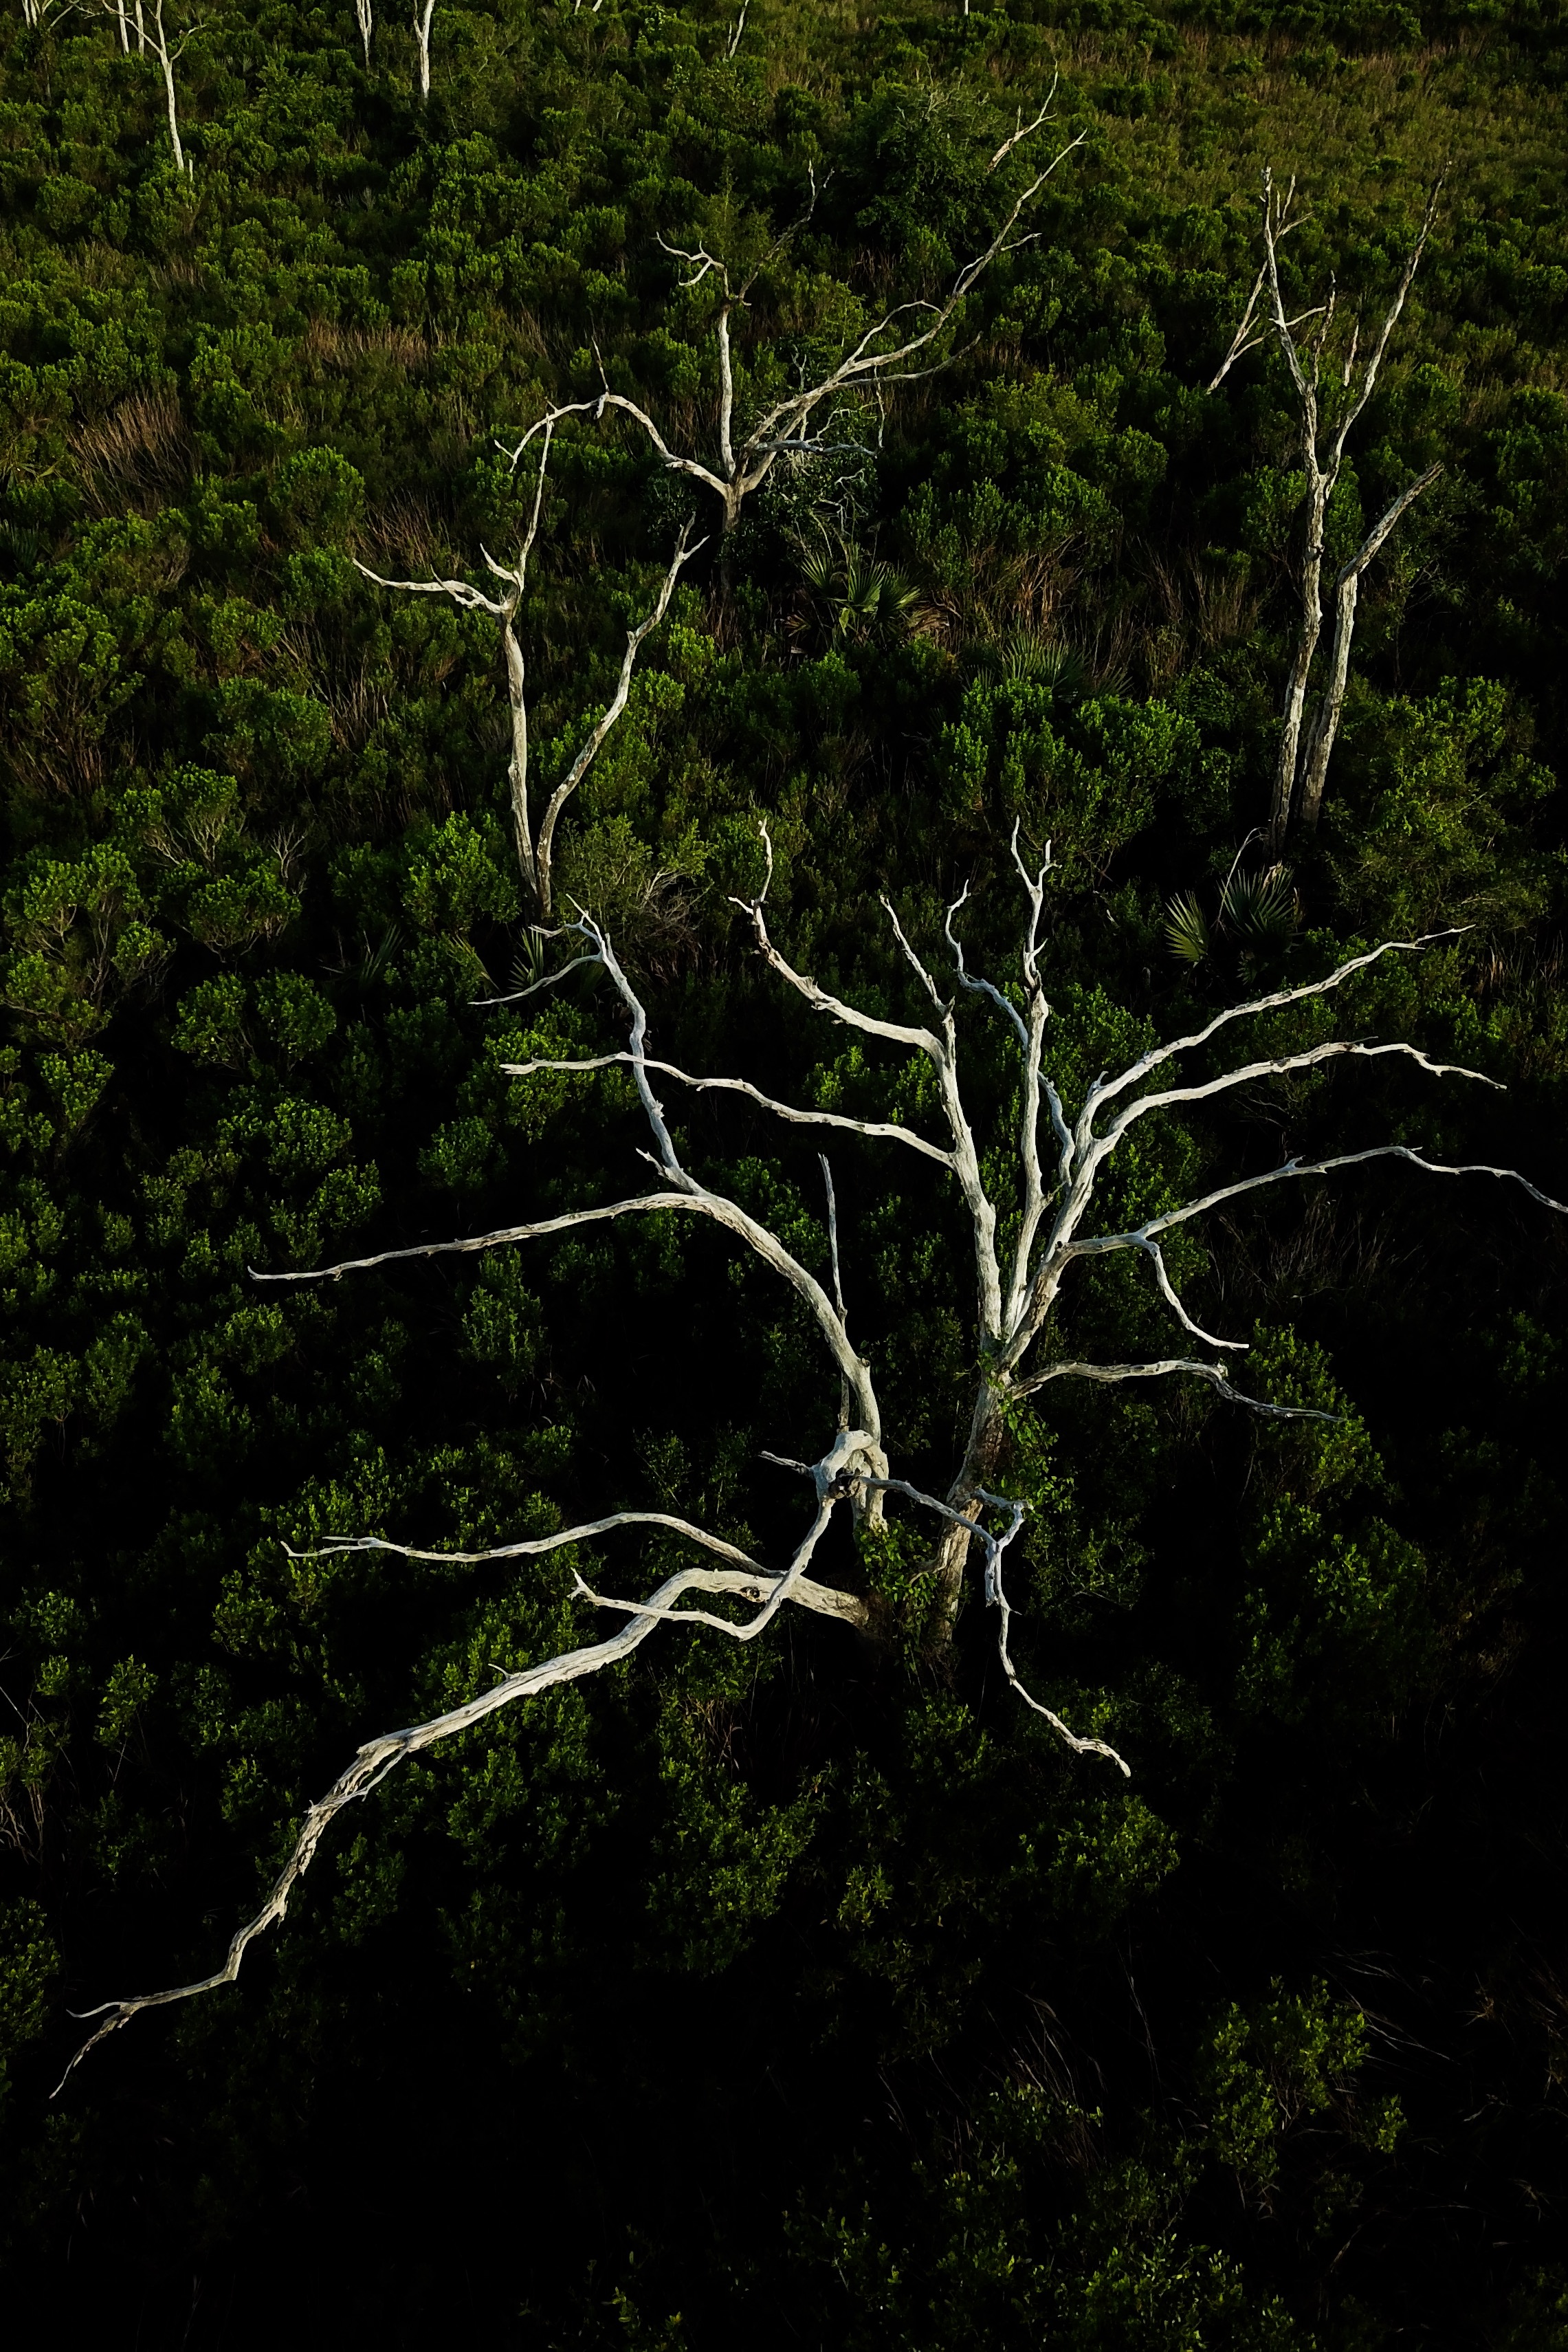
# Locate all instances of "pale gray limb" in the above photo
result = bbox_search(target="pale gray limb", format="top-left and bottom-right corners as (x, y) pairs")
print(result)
(1204, 173), (1317, 392)
(498, 1047), (953, 1166)
(1296, 461), (1444, 827)
(732, 828), (945, 1058)
(298, 1509), (768, 1572)
(882, 896), (949, 1013)
(819, 1154), (846, 1304)
(945, 880), (1028, 1051)
(733, 825), (1006, 1343)
(531, 516), (703, 915)
(252, 1191), (705, 1284)
(356, 477), (700, 912)
(257, 1184), (882, 1458)
(1095, 1035), (1499, 1155)
(302, 1513), (865, 1627)
(57, 1488), (859, 2089)
(1016, 1356), (1334, 1420)
(571, 1494), (839, 1640)
(990, 80), (1060, 171)
(413, 0), (433, 100)
(974, 1486), (1131, 1777)
(1074, 1145), (1568, 1266)
(472, 950), (604, 1008)
(1079, 930), (1465, 1132)
(1142, 1236), (1248, 1353)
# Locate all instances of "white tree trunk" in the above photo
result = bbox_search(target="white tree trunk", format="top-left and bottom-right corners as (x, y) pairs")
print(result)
(414, 0), (433, 100)
(1215, 170), (1441, 850)
(153, 2), (187, 176)
(1296, 461), (1442, 831)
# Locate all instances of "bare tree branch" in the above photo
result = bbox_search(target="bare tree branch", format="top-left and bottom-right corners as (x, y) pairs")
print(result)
(1296, 459), (1443, 826)
(1017, 1356), (1334, 1419)
(502, 124), (1083, 533)
(1074, 1145), (1568, 1265)
(990, 80), (1061, 171)
(498, 1048), (954, 1167)
(57, 1491), (858, 2089)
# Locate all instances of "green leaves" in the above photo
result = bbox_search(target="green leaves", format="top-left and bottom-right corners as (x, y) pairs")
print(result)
(936, 675), (1198, 872)
(0, 1898), (58, 2120)
(174, 970), (335, 1070)
(1, 846), (167, 1044)
(1200, 1979), (1403, 2206)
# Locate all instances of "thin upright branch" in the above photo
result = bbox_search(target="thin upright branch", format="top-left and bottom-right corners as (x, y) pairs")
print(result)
(80, 0), (194, 171)
(1210, 167), (1443, 845)
(990, 80), (1060, 171)
(355, 443), (700, 913)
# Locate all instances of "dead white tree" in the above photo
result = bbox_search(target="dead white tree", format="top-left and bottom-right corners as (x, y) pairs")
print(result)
(500, 116), (1085, 536)
(354, 0), (371, 67)
(59, 840), (1567, 2082)
(78, 0), (194, 172)
(1210, 169), (1443, 852)
(412, 0), (432, 100)
(354, 424), (703, 916)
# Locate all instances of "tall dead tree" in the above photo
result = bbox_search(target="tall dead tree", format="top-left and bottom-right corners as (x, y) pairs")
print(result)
(60, 842), (1567, 2080)
(355, 424), (701, 916)
(1209, 170), (1442, 852)
(502, 111), (1085, 536)
(78, 0), (194, 172)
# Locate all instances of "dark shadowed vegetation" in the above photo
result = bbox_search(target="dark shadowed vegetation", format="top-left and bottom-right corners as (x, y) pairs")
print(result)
(1, 1), (1566, 2344)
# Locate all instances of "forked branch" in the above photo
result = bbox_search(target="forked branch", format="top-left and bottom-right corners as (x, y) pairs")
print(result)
(355, 435), (700, 912)
(502, 119), (1083, 532)
(1208, 166), (1444, 844)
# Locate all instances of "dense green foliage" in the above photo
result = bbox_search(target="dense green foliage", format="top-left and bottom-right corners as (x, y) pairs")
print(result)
(2, 1), (1567, 2342)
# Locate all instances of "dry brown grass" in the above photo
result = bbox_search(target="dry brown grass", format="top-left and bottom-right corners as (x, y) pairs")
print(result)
(69, 382), (192, 514)
(300, 317), (430, 372)
(357, 487), (459, 569)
